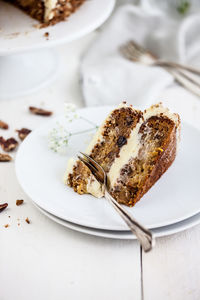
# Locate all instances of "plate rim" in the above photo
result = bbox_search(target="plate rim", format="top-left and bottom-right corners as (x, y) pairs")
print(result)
(35, 202), (200, 240)
(15, 106), (200, 231)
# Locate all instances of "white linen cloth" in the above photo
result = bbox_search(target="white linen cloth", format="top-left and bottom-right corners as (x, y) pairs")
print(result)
(81, 1), (200, 108)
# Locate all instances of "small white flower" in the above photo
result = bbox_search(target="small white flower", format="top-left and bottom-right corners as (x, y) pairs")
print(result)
(48, 103), (99, 155)
(64, 103), (76, 113)
(64, 103), (79, 122)
(48, 123), (71, 154)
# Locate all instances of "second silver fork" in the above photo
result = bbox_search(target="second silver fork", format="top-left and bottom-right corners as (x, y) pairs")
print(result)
(120, 40), (200, 97)
(78, 152), (155, 252)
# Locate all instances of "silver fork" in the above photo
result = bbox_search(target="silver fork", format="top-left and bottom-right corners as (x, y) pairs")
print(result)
(120, 40), (200, 97)
(78, 152), (155, 252)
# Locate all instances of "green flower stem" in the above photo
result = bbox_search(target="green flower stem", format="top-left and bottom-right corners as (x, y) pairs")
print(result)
(79, 116), (99, 128)
(69, 127), (98, 137)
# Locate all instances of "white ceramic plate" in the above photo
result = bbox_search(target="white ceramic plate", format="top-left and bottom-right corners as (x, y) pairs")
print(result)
(0, 0), (115, 55)
(35, 203), (200, 240)
(16, 106), (200, 231)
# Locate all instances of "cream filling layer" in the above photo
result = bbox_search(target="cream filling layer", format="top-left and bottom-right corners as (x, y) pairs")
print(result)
(86, 176), (104, 198)
(108, 121), (143, 187)
(44, 0), (58, 21)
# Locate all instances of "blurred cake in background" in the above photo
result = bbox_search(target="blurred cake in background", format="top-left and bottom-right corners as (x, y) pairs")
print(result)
(5, 0), (85, 26)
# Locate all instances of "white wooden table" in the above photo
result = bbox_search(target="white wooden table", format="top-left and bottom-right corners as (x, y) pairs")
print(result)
(1, 32), (200, 300)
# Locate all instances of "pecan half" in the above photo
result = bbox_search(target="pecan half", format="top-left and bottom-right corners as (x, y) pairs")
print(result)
(0, 153), (12, 162)
(29, 106), (53, 116)
(0, 137), (18, 152)
(16, 199), (24, 206)
(16, 128), (31, 141)
(0, 203), (8, 213)
(0, 120), (9, 130)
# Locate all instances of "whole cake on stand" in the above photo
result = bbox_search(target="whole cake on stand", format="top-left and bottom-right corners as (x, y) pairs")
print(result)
(5, 0), (85, 26)
(0, 0), (115, 99)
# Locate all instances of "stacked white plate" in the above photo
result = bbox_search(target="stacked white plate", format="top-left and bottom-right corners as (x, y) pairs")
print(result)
(16, 106), (200, 239)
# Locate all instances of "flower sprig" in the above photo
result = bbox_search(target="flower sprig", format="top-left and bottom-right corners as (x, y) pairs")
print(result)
(48, 103), (99, 154)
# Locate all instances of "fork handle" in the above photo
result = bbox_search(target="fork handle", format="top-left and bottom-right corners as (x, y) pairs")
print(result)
(164, 66), (200, 97)
(105, 190), (154, 252)
(155, 61), (200, 76)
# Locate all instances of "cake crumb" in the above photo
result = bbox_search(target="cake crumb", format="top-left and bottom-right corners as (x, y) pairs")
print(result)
(16, 199), (24, 206)
(44, 32), (49, 40)
(25, 217), (30, 224)
(4, 224), (9, 228)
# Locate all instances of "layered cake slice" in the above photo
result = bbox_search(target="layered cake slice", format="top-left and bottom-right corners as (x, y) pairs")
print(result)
(64, 102), (180, 207)
(5, 0), (85, 26)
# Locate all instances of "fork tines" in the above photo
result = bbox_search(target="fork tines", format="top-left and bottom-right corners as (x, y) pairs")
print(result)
(119, 40), (156, 63)
(77, 152), (104, 184)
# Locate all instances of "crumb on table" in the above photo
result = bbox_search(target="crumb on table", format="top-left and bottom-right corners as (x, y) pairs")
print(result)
(16, 199), (24, 206)
(25, 217), (30, 224)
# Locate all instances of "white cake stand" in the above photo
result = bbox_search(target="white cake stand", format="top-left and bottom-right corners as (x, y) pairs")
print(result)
(0, 0), (115, 100)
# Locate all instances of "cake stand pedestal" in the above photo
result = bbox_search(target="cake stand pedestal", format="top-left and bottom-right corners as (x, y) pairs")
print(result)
(0, 0), (115, 100)
(0, 50), (59, 99)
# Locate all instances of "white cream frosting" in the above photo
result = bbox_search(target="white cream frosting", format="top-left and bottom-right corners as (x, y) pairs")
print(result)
(143, 103), (180, 127)
(86, 176), (104, 198)
(85, 121), (105, 154)
(64, 157), (104, 197)
(44, 0), (58, 21)
(144, 102), (181, 146)
(108, 120), (143, 187)
(63, 157), (76, 184)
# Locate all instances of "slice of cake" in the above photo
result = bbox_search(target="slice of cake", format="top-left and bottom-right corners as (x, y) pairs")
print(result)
(5, 0), (85, 26)
(64, 102), (180, 207)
